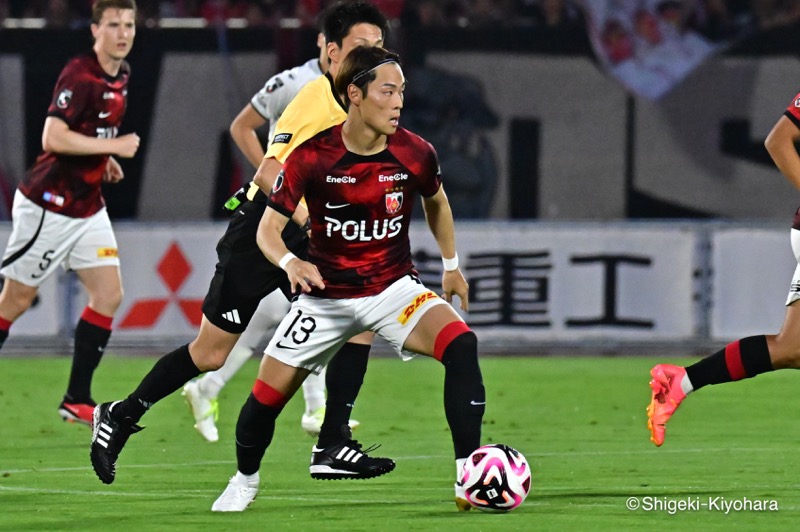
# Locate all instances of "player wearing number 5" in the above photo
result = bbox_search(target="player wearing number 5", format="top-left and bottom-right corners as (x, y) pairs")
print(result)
(212, 46), (485, 512)
(0, 0), (140, 425)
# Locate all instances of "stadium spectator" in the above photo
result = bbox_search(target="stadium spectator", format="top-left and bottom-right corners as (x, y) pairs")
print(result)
(161, 0), (202, 16)
(44, 0), (74, 27)
(7, 0), (45, 17)
(89, 1), (394, 488)
(211, 45), (484, 513)
(466, 0), (512, 28)
(241, 1), (281, 26)
(7, 0), (800, 30)
(599, 18), (635, 66)
(400, 0), (448, 28)
(199, 0), (247, 23)
(753, 0), (800, 30)
(0, 0), (140, 425)
(647, 88), (800, 446)
(521, 0), (583, 29)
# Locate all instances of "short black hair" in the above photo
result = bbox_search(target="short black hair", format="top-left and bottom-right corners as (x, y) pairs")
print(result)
(335, 45), (401, 109)
(321, 1), (389, 48)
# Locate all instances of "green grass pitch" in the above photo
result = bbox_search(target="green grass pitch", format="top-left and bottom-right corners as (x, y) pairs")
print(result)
(1, 353), (799, 531)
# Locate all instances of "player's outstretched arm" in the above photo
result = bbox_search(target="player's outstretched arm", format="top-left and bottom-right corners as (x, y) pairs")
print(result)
(765, 115), (800, 191)
(42, 116), (139, 158)
(422, 186), (469, 311)
(257, 206), (324, 294)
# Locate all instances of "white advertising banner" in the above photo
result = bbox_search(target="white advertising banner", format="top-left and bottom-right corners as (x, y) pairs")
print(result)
(101, 224), (223, 340)
(711, 228), (794, 340)
(409, 222), (698, 343)
(2, 221), (701, 346)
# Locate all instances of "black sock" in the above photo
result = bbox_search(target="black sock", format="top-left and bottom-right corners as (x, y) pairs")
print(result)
(236, 393), (281, 475)
(65, 318), (112, 403)
(113, 344), (201, 423)
(441, 332), (484, 459)
(0, 316), (11, 350)
(686, 335), (773, 391)
(317, 343), (370, 448)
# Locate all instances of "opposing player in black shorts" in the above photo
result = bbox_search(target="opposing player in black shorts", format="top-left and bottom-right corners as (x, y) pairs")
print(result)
(89, 1), (394, 485)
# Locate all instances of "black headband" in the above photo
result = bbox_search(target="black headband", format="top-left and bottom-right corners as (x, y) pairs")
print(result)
(351, 58), (399, 84)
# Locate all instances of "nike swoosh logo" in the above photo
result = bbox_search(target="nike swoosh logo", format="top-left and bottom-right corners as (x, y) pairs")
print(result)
(98, 111), (112, 118)
(325, 202), (350, 209)
(276, 341), (298, 350)
(470, 400), (486, 406)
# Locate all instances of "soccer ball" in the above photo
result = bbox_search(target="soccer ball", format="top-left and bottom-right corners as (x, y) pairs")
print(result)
(460, 444), (531, 512)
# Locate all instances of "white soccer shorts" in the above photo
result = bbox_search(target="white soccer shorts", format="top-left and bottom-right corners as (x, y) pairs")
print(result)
(0, 190), (120, 287)
(266, 274), (453, 373)
(786, 229), (800, 306)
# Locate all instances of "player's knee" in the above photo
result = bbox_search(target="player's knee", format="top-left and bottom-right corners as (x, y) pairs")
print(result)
(113, 285), (124, 308)
(436, 322), (478, 368)
(105, 289), (123, 314)
(0, 282), (38, 317)
(773, 343), (800, 369)
(87, 287), (123, 315)
(448, 332), (478, 366)
(201, 346), (231, 371)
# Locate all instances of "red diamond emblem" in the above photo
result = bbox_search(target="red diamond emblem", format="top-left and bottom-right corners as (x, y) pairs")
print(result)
(120, 242), (204, 328)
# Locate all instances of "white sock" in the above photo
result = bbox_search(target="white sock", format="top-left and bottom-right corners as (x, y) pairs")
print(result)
(198, 372), (225, 399)
(199, 344), (254, 398)
(680, 372), (694, 395)
(234, 470), (259, 487)
(456, 458), (467, 482)
(302, 367), (327, 415)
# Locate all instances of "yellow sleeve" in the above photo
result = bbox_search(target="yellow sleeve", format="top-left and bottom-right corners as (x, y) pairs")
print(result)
(265, 77), (344, 164)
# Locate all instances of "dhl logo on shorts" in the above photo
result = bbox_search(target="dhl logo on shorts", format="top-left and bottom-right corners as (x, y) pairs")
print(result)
(97, 248), (118, 258)
(397, 291), (439, 325)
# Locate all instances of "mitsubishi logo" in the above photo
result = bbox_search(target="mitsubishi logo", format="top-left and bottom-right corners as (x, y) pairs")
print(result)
(119, 242), (204, 328)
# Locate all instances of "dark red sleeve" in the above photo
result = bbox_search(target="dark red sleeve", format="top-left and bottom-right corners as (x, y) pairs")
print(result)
(418, 140), (442, 198)
(47, 62), (90, 128)
(783, 91), (800, 130)
(268, 147), (310, 218)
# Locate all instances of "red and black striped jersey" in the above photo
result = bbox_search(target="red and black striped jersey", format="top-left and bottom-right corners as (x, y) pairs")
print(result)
(784, 91), (800, 129)
(270, 124), (442, 299)
(20, 52), (129, 218)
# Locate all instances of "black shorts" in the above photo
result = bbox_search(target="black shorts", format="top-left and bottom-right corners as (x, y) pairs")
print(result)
(202, 199), (308, 334)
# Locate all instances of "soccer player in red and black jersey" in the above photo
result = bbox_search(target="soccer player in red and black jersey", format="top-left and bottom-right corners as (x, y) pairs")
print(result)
(0, 0), (140, 425)
(647, 89), (800, 446)
(211, 46), (485, 512)
(89, 1), (394, 488)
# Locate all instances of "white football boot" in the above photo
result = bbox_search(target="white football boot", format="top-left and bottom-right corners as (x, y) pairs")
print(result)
(212, 472), (259, 512)
(182, 380), (219, 443)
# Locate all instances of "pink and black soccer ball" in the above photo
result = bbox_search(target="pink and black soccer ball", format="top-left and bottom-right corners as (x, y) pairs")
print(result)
(460, 444), (531, 512)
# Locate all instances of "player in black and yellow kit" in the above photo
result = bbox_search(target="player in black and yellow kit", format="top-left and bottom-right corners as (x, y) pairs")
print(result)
(90, 1), (394, 486)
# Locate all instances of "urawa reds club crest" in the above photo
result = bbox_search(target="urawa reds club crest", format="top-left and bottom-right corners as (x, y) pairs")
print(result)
(385, 191), (403, 214)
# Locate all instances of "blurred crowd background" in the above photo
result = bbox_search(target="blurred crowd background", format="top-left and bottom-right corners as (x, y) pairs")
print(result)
(2, 0), (800, 222)
(1, 0), (580, 28)
(0, 0), (796, 35)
